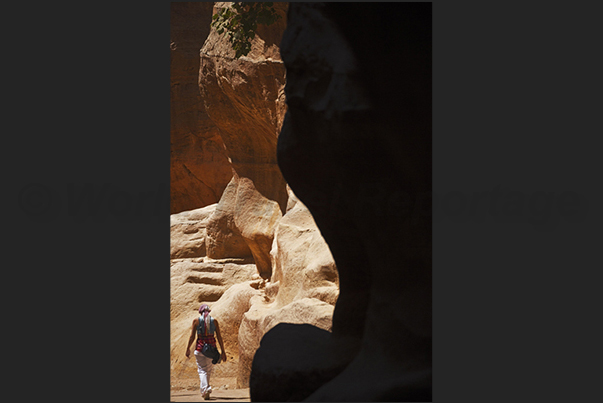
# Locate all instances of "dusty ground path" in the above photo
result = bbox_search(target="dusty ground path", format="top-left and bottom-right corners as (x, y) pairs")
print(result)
(171, 388), (250, 402)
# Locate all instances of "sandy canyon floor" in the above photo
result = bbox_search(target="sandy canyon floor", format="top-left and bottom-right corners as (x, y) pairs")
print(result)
(170, 388), (250, 402)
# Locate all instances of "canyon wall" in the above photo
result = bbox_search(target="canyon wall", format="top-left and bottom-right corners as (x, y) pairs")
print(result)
(199, 2), (289, 213)
(170, 2), (340, 391)
(170, 2), (233, 214)
(171, 1), (288, 214)
(171, 4), (432, 400)
(170, 187), (339, 390)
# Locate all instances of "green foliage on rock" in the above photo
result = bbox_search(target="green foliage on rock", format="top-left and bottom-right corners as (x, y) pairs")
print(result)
(211, 2), (281, 59)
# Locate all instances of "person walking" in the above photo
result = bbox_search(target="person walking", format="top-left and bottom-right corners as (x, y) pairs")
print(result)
(185, 304), (227, 400)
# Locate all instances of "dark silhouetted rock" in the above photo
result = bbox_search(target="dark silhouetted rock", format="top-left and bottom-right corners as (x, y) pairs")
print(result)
(250, 3), (432, 401)
(250, 323), (355, 402)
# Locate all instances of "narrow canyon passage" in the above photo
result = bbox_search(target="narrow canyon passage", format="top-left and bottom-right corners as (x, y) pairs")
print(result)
(171, 2), (431, 401)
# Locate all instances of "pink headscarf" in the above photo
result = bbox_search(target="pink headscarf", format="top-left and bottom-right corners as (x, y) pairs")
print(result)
(199, 304), (211, 334)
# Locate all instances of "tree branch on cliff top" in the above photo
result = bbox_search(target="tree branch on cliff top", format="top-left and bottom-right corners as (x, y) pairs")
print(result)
(211, 2), (281, 59)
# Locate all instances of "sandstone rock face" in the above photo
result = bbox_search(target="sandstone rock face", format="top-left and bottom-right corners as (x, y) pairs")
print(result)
(170, 258), (259, 321)
(170, 256), (260, 389)
(170, 204), (216, 259)
(171, 2), (293, 391)
(206, 173), (283, 279)
(251, 3), (432, 401)
(238, 297), (335, 389)
(270, 186), (339, 308)
(170, 2), (233, 213)
(204, 176), (253, 261)
(171, 186), (340, 391)
(231, 186), (339, 388)
(199, 2), (289, 213)
(208, 281), (263, 361)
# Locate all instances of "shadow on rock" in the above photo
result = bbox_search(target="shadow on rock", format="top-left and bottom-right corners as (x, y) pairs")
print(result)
(250, 323), (357, 402)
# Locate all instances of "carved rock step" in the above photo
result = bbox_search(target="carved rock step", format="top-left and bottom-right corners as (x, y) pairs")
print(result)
(195, 284), (227, 302)
(171, 259), (224, 273)
(171, 257), (260, 308)
(185, 271), (225, 286)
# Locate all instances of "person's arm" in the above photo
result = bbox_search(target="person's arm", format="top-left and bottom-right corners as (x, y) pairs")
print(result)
(185, 318), (198, 358)
(214, 319), (227, 362)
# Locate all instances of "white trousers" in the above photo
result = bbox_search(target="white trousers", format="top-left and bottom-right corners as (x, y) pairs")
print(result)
(194, 350), (214, 395)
